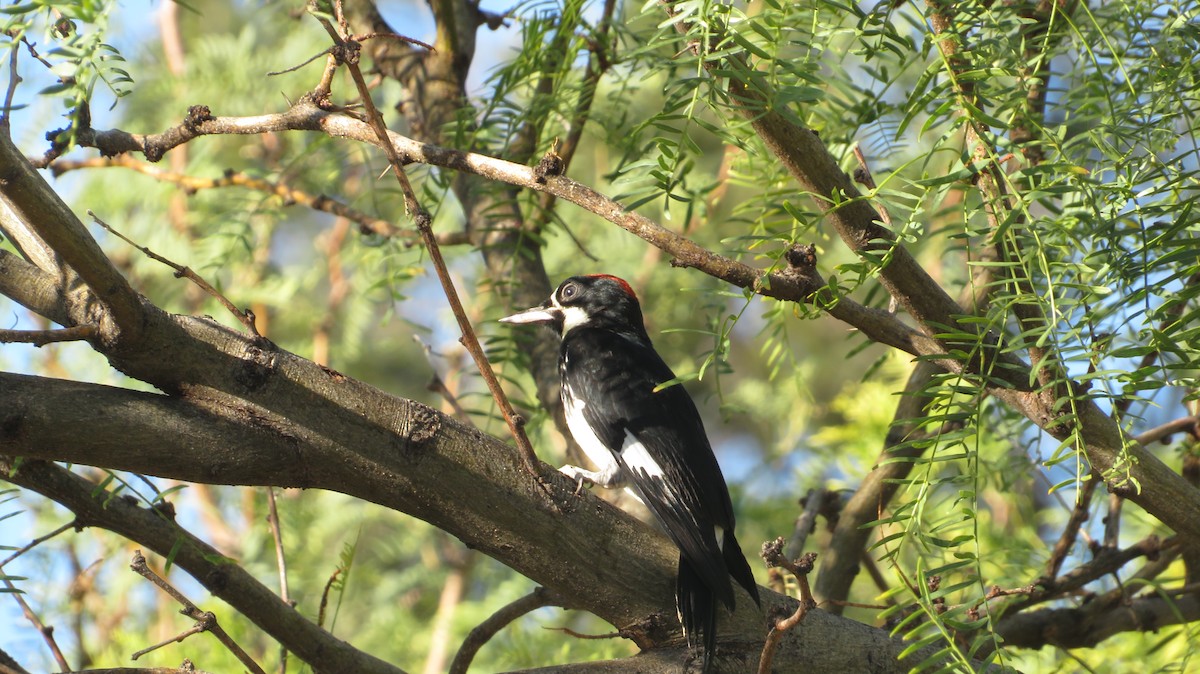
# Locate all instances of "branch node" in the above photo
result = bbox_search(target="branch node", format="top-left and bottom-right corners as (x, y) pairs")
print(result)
(331, 40), (361, 66)
(534, 140), (564, 183)
(184, 105), (215, 131)
(784, 244), (817, 270)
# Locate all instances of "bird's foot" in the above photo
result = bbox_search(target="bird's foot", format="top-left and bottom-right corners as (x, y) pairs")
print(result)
(558, 465), (596, 496)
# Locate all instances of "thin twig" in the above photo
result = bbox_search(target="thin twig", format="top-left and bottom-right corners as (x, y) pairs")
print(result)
(1100, 271), (1200, 553)
(57, 662), (213, 666)
(2, 569), (71, 671)
(1042, 478), (1099, 582)
(88, 211), (261, 337)
(0, 522), (75, 568)
(312, 3), (550, 492)
(347, 31), (435, 52)
(130, 620), (210, 660)
(541, 626), (623, 640)
(2, 40), (20, 135)
(414, 336), (473, 425)
(1010, 535), (1163, 615)
(1134, 416), (1200, 446)
(53, 158), (474, 246)
(449, 587), (561, 674)
(129, 551), (267, 674)
(266, 47), (334, 76)
(0, 524), (77, 671)
(317, 567), (343, 630)
(264, 487), (291, 674)
(0, 324), (97, 347)
(522, 0), (617, 243)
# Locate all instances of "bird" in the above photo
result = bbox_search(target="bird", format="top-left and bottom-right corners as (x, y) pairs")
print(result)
(501, 274), (761, 672)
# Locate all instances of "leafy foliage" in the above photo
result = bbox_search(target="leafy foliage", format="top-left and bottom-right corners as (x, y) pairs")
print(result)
(2, 0), (1200, 672)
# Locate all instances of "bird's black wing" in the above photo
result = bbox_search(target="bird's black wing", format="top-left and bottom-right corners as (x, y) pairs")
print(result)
(562, 328), (739, 610)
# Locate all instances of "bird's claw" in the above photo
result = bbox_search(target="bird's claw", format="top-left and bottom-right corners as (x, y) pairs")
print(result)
(572, 475), (593, 497)
(558, 466), (594, 496)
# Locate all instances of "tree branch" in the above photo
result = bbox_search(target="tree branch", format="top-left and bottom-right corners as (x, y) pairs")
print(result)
(0, 367), (945, 672)
(0, 249), (71, 325)
(19, 97), (1200, 551)
(450, 587), (563, 674)
(0, 457), (408, 674)
(994, 592), (1200, 651)
(0, 131), (144, 345)
(128, 550), (266, 674)
(0, 324), (97, 346)
(48, 156), (469, 246)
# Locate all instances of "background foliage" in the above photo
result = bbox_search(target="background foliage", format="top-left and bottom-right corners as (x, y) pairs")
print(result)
(2, 0), (1200, 672)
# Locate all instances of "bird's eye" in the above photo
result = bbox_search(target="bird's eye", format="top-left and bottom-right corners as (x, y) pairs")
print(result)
(561, 283), (577, 300)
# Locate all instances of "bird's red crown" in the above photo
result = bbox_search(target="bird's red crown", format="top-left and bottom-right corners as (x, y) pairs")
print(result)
(585, 274), (636, 299)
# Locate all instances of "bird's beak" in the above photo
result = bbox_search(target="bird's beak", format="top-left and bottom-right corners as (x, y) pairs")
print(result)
(499, 302), (559, 325)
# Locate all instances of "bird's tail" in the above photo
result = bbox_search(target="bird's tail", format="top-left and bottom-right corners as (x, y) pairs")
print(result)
(676, 553), (718, 673)
(724, 527), (761, 608)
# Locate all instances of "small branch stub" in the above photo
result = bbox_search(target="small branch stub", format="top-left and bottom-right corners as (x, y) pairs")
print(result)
(758, 537), (818, 674)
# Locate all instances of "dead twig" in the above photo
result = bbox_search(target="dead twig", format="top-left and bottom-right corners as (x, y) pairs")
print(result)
(0, 324), (97, 347)
(414, 335), (473, 425)
(449, 587), (562, 674)
(62, 661), (211, 673)
(264, 487), (292, 674)
(1134, 416), (1200, 446)
(0, 521), (75, 568)
(54, 157), (474, 246)
(129, 550), (267, 674)
(2, 39), (20, 134)
(541, 626), (623, 640)
(2, 563), (71, 671)
(759, 538), (818, 674)
(88, 211), (261, 337)
(317, 567), (344, 630)
(130, 618), (212, 660)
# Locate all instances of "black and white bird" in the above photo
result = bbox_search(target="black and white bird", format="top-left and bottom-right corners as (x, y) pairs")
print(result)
(501, 274), (760, 671)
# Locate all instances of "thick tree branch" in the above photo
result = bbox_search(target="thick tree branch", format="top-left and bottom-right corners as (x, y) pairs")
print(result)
(0, 132), (144, 346)
(0, 250), (72, 325)
(994, 593), (1200, 651)
(0, 367), (945, 672)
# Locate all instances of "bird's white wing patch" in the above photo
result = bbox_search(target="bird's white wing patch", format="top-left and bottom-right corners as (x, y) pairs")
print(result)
(621, 430), (666, 478)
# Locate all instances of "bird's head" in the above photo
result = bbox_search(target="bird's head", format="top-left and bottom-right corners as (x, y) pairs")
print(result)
(500, 274), (647, 338)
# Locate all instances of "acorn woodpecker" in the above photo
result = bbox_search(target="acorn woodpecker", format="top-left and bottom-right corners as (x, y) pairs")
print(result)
(501, 274), (761, 671)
